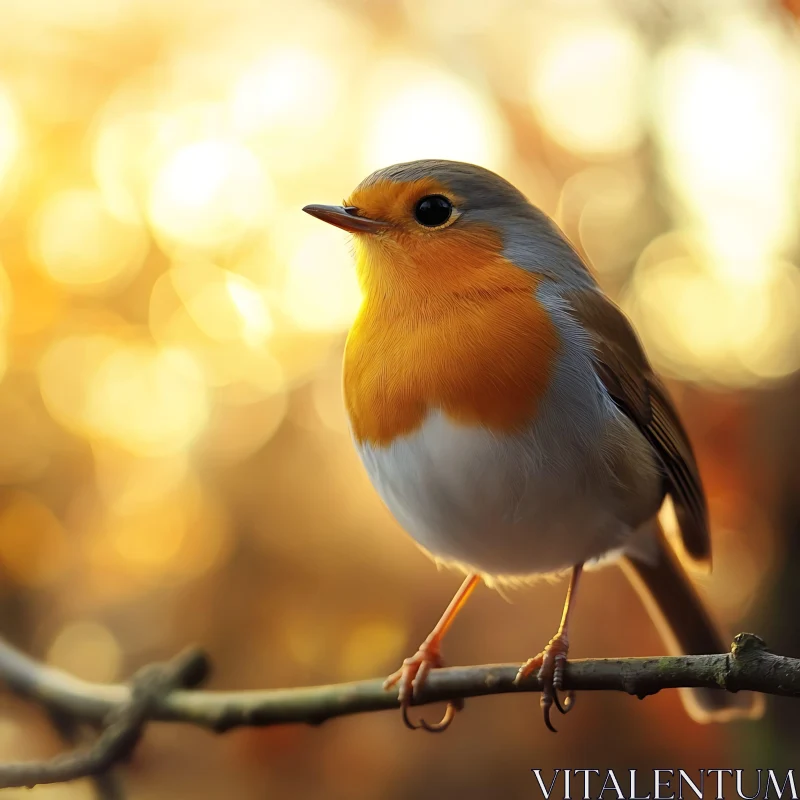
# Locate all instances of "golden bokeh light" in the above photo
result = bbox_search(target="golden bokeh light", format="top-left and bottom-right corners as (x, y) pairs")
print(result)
(148, 138), (274, 251)
(109, 492), (190, 569)
(150, 264), (287, 399)
(0, 719), (25, 764)
(170, 262), (273, 346)
(229, 46), (348, 178)
(46, 621), (122, 683)
(92, 108), (164, 224)
(201, 389), (288, 463)
(311, 351), (350, 435)
(231, 47), (339, 138)
(38, 334), (119, 436)
(0, 491), (72, 587)
(280, 607), (336, 669)
(280, 225), (362, 332)
(528, 14), (647, 156)
(0, 258), (13, 332)
(92, 474), (230, 583)
(362, 57), (510, 173)
(559, 166), (646, 277)
(93, 447), (189, 515)
(254, 333), (333, 387)
(86, 344), (208, 457)
(39, 335), (209, 456)
(227, 274), (273, 345)
(6, 268), (63, 338)
(701, 515), (776, 620)
(0, 86), (21, 192)
(405, 0), (516, 37)
(638, 11), (800, 386)
(169, 488), (230, 581)
(29, 188), (147, 292)
(211, 341), (287, 398)
(14, 0), (135, 31)
(338, 620), (407, 681)
(0, 340), (9, 387)
(626, 247), (800, 385)
(0, 389), (52, 483)
(654, 16), (799, 277)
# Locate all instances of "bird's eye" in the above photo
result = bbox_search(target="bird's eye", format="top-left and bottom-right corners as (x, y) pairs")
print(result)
(413, 195), (453, 227)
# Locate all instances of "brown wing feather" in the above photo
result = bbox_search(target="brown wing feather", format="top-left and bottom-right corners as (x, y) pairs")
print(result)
(568, 287), (710, 565)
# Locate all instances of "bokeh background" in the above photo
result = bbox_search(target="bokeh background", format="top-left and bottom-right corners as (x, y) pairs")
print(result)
(0, 0), (799, 796)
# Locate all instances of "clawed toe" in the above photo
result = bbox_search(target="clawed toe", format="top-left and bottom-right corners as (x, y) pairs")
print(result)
(540, 633), (572, 732)
(384, 645), (462, 733)
(417, 697), (463, 732)
(514, 652), (544, 685)
(517, 633), (573, 733)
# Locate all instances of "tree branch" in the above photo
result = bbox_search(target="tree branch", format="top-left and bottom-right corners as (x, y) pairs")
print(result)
(0, 633), (794, 790)
(0, 648), (208, 790)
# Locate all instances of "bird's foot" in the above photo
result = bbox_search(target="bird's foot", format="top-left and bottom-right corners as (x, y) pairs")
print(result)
(383, 640), (462, 732)
(513, 632), (574, 733)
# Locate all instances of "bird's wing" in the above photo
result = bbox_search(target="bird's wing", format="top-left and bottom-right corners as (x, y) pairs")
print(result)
(568, 286), (710, 566)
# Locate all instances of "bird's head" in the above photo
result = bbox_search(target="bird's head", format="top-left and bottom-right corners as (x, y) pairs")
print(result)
(303, 159), (585, 301)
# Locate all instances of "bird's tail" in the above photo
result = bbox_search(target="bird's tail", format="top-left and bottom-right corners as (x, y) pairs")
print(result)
(620, 522), (764, 723)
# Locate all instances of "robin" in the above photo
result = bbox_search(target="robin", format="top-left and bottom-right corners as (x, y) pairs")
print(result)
(303, 160), (763, 732)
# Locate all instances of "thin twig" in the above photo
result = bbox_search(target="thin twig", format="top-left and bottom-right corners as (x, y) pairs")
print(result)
(46, 710), (127, 800)
(0, 633), (793, 789)
(0, 648), (209, 790)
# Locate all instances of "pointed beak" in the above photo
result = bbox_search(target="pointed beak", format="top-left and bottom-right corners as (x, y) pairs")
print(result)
(302, 204), (388, 234)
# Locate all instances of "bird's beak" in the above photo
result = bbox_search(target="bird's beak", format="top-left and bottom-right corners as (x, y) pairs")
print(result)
(302, 204), (388, 234)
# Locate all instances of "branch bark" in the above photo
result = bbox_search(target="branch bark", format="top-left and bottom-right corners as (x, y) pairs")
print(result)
(0, 633), (794, 790)
(0, 648), (208, 790)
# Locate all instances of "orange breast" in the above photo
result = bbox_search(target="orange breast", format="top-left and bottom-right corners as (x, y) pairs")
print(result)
(344, 254), (560, 446)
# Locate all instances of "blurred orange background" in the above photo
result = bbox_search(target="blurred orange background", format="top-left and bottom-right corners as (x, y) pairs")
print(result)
(0, 0), (799, 797)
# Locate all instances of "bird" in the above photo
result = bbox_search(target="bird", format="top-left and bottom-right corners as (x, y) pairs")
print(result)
(303, 159), (764, 733)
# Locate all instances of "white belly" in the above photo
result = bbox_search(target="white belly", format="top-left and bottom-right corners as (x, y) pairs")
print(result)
(356, 406), (656, 579)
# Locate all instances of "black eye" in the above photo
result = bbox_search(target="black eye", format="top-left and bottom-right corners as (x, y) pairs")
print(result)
(414, 195), (453, 227)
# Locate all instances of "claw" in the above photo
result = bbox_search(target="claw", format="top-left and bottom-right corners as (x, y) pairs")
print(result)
(555, 689), (575, 715)
(401, 698), (460, 732)
(385, 643), (465, 734)
(419, 699), (461, 732)
(401, 704), (422, 731)
(551, 687), (576, 716)
(519, 632), (572, 733)
(550, 651), (571, 716)
(552, 689), (567, 716)
(541, 694), (558, 733)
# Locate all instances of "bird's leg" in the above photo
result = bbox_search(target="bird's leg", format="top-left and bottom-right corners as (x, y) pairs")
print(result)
(384, 573), (480, 732)
(514, 563), (583, 733)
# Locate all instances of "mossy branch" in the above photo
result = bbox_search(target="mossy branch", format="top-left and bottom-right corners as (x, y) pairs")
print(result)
(0, 633), (792, 791)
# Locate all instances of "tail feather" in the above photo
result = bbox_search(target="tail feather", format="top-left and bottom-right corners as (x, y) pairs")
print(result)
(621, 523), (764, 723)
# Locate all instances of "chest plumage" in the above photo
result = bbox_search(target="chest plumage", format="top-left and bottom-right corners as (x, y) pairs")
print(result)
(343, 270), (560, 447)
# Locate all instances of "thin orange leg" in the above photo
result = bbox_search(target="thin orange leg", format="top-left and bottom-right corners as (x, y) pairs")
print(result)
(514, 564), (583, 733)
(384, 573), (481, 732)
